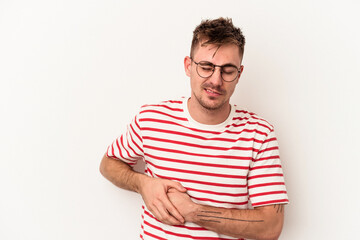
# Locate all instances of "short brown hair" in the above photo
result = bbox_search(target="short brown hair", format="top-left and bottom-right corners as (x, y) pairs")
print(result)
(190, 17), (245, 59)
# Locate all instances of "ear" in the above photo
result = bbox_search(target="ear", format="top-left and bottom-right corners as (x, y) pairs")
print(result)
(184, 56), (192, 77)
(234, 65), (244, 84)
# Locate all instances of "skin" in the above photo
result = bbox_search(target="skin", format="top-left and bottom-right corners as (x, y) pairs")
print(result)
(162, 43), (284, 239)
(184, 43), (244, 125)
(100, 155), (187, 225)
(167, 188), (284, 240)
(100, 42), (285, 239)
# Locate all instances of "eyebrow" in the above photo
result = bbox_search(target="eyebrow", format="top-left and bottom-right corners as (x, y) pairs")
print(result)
(198, 61), (239, 69)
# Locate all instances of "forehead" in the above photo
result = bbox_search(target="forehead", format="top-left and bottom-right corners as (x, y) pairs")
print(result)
(193, 43), (242, 66)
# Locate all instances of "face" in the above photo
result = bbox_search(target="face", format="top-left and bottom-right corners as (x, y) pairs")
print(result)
(184, 43), (244, 111)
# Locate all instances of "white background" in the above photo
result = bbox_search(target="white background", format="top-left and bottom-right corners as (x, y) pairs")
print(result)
(1, 0), (359, 239)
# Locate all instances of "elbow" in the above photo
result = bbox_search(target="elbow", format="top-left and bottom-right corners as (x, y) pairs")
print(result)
(259, 232), (282, 240)
(99, 162), (105, 177)
(255, 229), (282, 240)
(99, 154), (110, 177)
(258, 216), (284, 240)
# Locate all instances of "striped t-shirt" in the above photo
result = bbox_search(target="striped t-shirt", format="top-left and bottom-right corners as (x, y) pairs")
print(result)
(107, 97), (289, 240)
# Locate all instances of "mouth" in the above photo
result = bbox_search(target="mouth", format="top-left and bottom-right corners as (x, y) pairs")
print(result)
(204, 88), (221, 96)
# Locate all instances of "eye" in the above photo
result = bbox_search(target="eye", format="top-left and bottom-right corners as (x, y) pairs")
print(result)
(200, 66), (213, 72)
(222, 66), (237, 75)
(198, 62), (214, 72)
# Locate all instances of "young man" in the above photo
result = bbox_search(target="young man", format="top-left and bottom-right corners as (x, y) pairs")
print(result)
(100, 18), (289, 240)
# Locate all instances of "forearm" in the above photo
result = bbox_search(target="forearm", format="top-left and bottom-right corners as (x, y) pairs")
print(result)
(188, 204), (284, 240)
(100, 154), (187, 225)
(99, 154), (148, 193)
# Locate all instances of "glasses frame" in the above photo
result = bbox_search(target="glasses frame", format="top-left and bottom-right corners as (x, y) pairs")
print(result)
(190, 58), (242, 82)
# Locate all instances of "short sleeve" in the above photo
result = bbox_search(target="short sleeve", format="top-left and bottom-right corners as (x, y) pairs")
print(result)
(248, 129), (289, 207)
(106, 114), (144, 166)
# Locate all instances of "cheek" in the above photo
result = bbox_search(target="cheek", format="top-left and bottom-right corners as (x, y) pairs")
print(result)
(226, 84), (237, 95)
(190, 75), (203, 89)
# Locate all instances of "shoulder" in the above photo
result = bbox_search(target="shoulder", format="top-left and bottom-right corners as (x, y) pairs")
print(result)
(232, 105), (275, 133)
(139, 97), (185, 112)
(137, 97), (186, 119)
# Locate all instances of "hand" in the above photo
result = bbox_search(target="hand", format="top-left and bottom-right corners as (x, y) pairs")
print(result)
(138, 176), (187, 225)
(167, 188), (198, 223)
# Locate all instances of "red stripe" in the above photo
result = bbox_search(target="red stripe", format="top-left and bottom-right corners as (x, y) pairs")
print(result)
(142, 117), (257, 136)
(251, 115), (273, 128)
(143, 230), (167, 240)
(186, 187), (248, 197)
(149, 168), (155, 177)
(144, 104), (183, 112)
(144, 220), (236, 240)
(120, 135), (131, 158)
(134, 116), (143, 142)
(234, 110), (270, 122)
(241, 129), (267, 136)
(111, 144), (115, 158)
(116, 138), (133, 162)
(263, 137), (277, 144)
(155, 174), (247, 188)
(249, 164), (282, 171)
(232, 116), (248, 121)
(250, 191), (287, 198)
(129, 130), (144, 153)
(145, 160), (246, 179)
(126, 133), (143, 158)
(143, 136), (259, 152)
(141, 118), (226, 135)
(248, 182), (285, 189)
(144, 145), (252, 160)
(145, 153), (249, 170)
(130, 122), (142, 143)
(257, 146), (279, 155)
(248, 173), (283, 180)
(140, 109), (188, 121)
(235, 109), (252, 114)
(141, 127), (264, 143)
(144, 209), (207, 231)
(253, 155), (280, 162)
(163, 100), (183, 104)
(106, 146), (112, 158)
(191, 196), (248, 205)
(141, 118), (221, 134)
(225, 121), (272, 132)
(252, 199), (289, 207)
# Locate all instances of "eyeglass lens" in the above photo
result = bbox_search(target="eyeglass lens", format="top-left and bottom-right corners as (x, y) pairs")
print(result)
(196, 62), (239, 82)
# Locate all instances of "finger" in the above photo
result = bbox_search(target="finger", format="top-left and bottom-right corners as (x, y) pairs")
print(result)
(167, 181), (186, 192)
(162, 197), (185, 224)
(167, 188), (177, 193)
(148, 205), (163, 224)
(156, 202), (182, 225)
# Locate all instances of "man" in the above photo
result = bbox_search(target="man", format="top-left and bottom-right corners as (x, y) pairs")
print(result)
(100, 17), (289, 240)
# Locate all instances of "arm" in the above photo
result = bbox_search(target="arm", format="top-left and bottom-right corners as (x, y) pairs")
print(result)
(99, 154), (187, 225)
(167, 189), (284, 240)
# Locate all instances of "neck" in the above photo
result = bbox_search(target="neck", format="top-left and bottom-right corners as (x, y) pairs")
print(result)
(187, 97), (231, 125)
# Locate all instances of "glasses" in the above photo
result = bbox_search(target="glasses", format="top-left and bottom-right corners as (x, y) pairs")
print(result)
(191, 58), (242, 82)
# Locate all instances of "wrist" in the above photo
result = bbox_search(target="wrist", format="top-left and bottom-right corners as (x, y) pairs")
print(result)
(133, 172), (149, 194)
(187, 201), (200, 222)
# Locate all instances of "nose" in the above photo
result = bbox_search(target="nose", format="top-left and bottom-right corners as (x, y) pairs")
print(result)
(208, 66), (223, 86)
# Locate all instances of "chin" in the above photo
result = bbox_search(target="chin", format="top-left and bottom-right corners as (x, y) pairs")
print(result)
(200, 99), (226, 111)
(193, 91), (228, 111)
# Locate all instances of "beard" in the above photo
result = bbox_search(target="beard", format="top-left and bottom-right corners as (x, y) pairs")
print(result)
(193, 86), (228, 111)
